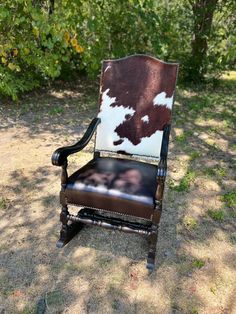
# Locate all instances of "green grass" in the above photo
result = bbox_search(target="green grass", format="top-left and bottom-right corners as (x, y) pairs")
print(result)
(207, 209), (225, 222)
(0, 197), (8, 210)
(176, 133), (187, 143)
(189, 151), (201, 161)
(203, 165), (227, 179)
(48, 107), (64, 115)
(229, 143), (236, 151)
(192, 259), (205, 269)
(171, 170), (196, 192)
(221, 189), (236, 208)
(210, 286), (217, 295)
(176, 130), (194, 144)
(183, 216), (198, 230)
(45, 290), (65, 307)
(229, 211), (236, 218)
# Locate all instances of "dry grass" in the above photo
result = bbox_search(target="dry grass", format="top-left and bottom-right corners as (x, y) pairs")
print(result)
(0, 76), (235, 313)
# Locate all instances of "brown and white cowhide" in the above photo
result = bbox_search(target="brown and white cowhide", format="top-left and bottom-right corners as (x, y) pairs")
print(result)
(95, 55), (178, 159)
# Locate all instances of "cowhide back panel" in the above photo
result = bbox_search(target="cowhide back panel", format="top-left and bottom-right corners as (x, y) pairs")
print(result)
(95, 55), (179, 159)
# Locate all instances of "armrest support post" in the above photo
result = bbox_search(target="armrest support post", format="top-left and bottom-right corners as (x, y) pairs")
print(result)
(61, 160), (68, 191)
(153, 123), (170, 224)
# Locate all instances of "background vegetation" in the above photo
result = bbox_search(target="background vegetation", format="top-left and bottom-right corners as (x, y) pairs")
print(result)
(0, 0), (235, 100)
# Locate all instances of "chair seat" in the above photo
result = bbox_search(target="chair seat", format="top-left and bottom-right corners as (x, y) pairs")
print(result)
(63, 157), (158, 219)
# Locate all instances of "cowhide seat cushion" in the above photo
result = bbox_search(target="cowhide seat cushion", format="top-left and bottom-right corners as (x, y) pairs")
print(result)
(62, 157), (158, 219)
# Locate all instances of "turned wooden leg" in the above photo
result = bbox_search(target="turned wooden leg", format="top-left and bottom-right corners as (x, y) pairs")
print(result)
(56, 205), (84, 248)
(146, 224), (158, 271)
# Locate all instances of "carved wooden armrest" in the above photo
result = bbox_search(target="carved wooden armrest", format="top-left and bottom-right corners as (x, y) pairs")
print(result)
(51, 117), (101, 167)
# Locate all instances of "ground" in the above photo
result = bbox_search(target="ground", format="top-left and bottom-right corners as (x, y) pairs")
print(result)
(0, 74), (235, 314)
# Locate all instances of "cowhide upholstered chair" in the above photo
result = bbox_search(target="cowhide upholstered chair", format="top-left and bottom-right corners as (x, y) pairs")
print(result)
(52, 55), (179, 270)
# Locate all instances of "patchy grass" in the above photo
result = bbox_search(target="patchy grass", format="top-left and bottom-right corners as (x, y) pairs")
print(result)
(210, 286), (217, 295)
(192, 259), (205, 269)
(189, 151), (201, 161)
(203, 165), (227, 183)
(207, 209), (225, 222)
(183, 216), (198, 231)
(229, 211), (236, 219)
(48, 106), (64, 115)
(171, 170), (196, 192)
(221, 189), (236, 208)
(0, 197), (8, 210)
(175, 130), (194, 144)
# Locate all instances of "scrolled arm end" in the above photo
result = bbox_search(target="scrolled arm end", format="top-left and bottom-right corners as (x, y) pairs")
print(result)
(51, 148), (66, 166)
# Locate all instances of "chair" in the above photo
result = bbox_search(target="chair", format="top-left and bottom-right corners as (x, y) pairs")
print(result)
(52, 55), (179, 270)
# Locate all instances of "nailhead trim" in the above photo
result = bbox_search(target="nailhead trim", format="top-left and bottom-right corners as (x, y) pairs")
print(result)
(65, 202), (152, 222)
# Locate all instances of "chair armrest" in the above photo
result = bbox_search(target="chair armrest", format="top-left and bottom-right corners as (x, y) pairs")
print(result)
(51, 117), (101, 166)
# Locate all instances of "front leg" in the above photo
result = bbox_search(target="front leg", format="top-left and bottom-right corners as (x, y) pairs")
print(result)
(56, 205), (84, 248)
(147, 224), (158, 270)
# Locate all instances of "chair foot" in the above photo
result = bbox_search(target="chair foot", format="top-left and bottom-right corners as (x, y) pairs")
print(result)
(56, 221), (84, 248)
(146, 251), (155, 271)
(146, 224), (158, 271)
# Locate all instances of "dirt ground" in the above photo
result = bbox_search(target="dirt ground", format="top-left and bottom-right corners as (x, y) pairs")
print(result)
(0, 76), (235, 314)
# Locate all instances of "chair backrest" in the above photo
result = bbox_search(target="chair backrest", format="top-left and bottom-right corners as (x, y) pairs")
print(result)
(95, 55), (179, 160)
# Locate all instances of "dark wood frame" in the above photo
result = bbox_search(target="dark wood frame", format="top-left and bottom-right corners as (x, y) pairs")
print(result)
(52, 117), (171, 270)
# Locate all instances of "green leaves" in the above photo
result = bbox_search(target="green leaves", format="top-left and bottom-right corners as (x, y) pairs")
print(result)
(0, 0), (235, 99)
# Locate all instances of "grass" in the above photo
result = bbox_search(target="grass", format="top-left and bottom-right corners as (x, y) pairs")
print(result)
(203, 165), (227, 182)
(192, 259), (205, 269)
(229, 211), (236, 218)
(45, 290), (65, 307)
(210, 286), (217, 295)
(229, 143), (236, 150)
(175, 130), (194, 144)
(0, 197), (8, 210)
(189, 151), (201, 161)
(221, 189), (236, 208)
(183, 216), (198, 230)
(48, 106), (64, 115)
(207, 209), (225, 222)
(171, 170), (196, 192)
(176, 133), (187, 143)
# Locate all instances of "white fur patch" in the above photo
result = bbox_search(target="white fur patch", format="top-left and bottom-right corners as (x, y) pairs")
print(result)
(153, 92), (173, 109)
(141, 115), (149, 123)
(95, 89), (163, 158)
(96, 89), (135, 150)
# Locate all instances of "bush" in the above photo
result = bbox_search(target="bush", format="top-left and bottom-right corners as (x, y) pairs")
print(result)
(0, 0), (83, 100)
(0, 1), (235, 100)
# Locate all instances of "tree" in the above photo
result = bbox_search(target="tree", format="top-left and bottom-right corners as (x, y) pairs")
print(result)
(186, 0), (236, 81)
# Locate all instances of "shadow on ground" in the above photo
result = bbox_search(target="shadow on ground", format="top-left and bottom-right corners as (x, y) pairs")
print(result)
(0, 76), (235, 313)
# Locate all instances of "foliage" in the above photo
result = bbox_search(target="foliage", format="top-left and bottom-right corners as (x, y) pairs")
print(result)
(0, 0), (235, 99)
(0, 0), (83, 100)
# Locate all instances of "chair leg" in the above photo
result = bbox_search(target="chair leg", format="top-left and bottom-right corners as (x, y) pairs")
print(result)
(146, 224), (158, 271)
(56, 205), (84, 248)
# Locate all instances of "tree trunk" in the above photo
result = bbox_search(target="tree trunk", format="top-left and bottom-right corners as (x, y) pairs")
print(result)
(188, 0), (218, 81)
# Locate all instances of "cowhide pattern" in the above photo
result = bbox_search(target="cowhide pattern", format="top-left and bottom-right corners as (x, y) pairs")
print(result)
(95, 55), (178, 158)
